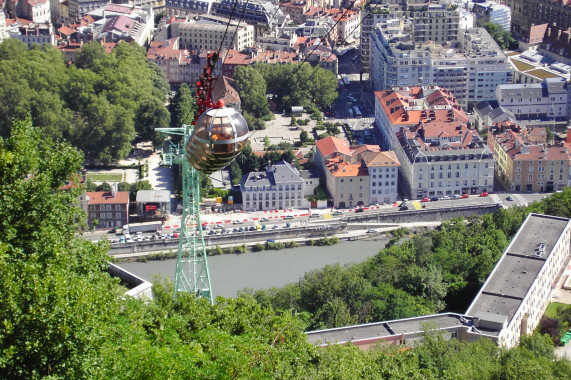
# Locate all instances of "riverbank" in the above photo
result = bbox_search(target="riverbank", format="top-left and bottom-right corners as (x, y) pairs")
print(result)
(111, 222), (441, 263)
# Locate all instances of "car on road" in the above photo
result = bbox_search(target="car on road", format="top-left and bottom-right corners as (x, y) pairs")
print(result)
(238, 227), (244, 232)
(460, 194), (469, 199)
(284, 215), (294, 220)
(441, 195), (451, 200)
(399, 205), (409, 211)
(366, 229), (377, 233)
(333, 210), (343, 215)
(248, 226), (256, 231)
(309, 214), (321, 218)
(421, 198), (430, 202)
(233, 220), (244, 224)
(507, 195), (514, 201)
(266, 239), (276, 243)
(355, 208), (364, 213)
(479, 192), (489, 197)
(272, 224), (279, 229)
(430, 197), (439, 202)
(260, 217), (269, 222)
(453, 194), (461, 199)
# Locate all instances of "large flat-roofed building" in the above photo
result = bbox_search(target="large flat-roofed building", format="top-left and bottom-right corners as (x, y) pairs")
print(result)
(308, 213), (571, 350)
(466, 213), (571, 348)
(371, 21), (512, 109)
(168, 19), (254, 51)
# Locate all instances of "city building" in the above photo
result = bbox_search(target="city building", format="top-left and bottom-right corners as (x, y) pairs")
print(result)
(86, 189), (129, 228)
(538, 24), (571, 66)
(472, 1), (511, 31)
(361, 150), (400, 204)
(8, 21), (55, 46)
(473, 100), (516, 131)
(309, 213), (571, 350)
(326, 7), (360, 43)
(146, 38), (224, 84)
(165, 0), (214, 18)
(16, 0), (51, 23)
(487, 121), (570, 192)
(165, 18), (254, 52)
(240, 160), (305, 211)
(371, 21), (512, 109)
(508, 50), (571, 85)
(495, 78), (570, 121)
(212, 0), (288, 37)
(359, 1), (394, 74)
(67, 0), (110, 22)
(314, 136), (399, 208)
(85, 4), (154, 46)
(136, 190), (171, 219)
(505, 0), (571, 38)
(466, 213), (571, 348)
(374, 86), (493, 199)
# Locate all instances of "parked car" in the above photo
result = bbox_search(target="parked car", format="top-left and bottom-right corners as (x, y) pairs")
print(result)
(366, 229), (377, 233)
(421, 198), (430, 202)
(309, 214), (321, 218)
(284, 215), (294, 220)
(355, 208), (364, 213)
(260, 217), (269, 222)
(272, 225), (279, 229)
(479, 192), (489, 197)
(452, 194), (461, 199)
(507, 195), (514, 201)
(399, 205), (409, 211)
(441, 195), (451, 200)
(430, 197), (439, 202)
(461, 194), (469, 199)
(233, 220), (243, 224)
(238, 227), (244, 232)
(333, 210), (343, 215)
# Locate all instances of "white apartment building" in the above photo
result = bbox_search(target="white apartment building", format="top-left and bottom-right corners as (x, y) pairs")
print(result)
(371, 20), (513, 109)
(362, 150), (400, 204)
(496, 77), (570, 120)
(9, 22), (56, 46)
(375, 86), (493, 199)
(169, 19), (254, 52)
(472, 1), (511, 31)
(467, 213), (571, 348)
(359, 2), (395, 73)
(240, 161), (305, 211)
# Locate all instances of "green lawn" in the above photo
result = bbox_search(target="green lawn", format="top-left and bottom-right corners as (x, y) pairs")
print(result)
(544, 302), (571, 319)
(86, 173), (123, 182)
(510, 58), (534, 72)
(527, 69), (561, 80)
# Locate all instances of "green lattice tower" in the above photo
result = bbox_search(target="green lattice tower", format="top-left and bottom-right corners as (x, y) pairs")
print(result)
(157, 125), (212, 303)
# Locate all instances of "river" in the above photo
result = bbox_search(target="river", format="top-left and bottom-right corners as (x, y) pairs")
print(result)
(118, 239), (388, 298)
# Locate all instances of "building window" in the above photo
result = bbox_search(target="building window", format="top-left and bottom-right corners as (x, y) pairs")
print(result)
(116, 213), (121, 218)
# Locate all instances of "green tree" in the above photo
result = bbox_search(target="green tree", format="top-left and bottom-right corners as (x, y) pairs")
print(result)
(170, 83), (195, 128)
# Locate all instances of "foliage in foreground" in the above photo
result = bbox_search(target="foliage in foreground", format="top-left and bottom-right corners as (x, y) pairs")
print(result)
(1, 121), (571, 378)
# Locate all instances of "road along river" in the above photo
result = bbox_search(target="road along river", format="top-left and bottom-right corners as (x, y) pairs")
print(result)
(119, 239), (389, 298)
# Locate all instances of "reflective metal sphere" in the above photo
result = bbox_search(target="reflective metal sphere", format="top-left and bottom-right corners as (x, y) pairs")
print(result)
(186, 107), (249, 174)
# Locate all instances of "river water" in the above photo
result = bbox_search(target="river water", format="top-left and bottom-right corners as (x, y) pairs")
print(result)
(118, 239), (388, 298)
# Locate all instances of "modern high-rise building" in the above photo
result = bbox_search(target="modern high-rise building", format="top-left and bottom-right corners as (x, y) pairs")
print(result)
(371, 21), (513, 109)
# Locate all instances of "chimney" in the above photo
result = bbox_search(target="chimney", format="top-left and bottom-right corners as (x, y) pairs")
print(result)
(111, 183), (117, 198)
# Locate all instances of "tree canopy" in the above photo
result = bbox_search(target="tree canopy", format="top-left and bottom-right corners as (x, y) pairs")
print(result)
(0, 40), (170, 163)
(233, 62), (338, 114)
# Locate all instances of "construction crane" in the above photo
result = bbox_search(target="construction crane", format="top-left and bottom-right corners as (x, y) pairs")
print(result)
(157, 53), (249, 302)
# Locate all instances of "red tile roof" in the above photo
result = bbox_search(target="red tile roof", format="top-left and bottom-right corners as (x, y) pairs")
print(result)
(87, 191), (129, 205)
(58, 26), (75, 35)
(316, 136), (352, 158)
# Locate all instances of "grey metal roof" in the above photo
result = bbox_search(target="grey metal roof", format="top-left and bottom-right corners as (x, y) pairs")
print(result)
(300, 169), (319, 179)
(466, 214), (570, 327)
(306, 313), (470, 345)
(136, 190), (171, 203)
(241, 161), (302, 188)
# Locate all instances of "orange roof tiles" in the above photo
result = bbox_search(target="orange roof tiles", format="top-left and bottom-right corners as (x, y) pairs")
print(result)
(316, 136), (351, 158)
